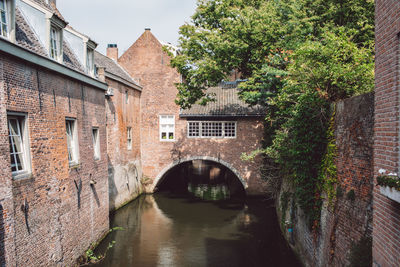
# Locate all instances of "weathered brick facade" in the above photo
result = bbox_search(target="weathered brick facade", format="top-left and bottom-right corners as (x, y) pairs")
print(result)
(278, 93), (374, 266)
(0, 52), (109, 266)
(373, 0), (400, 266)
(119, 29), (268, 195)
(96, 55), (143, 210)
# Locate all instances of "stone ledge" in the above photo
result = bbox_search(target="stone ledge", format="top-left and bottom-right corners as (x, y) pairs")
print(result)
(380, 186), (400, 203)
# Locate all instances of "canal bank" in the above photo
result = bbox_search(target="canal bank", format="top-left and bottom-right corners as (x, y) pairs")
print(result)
(91, 193), (301, 267)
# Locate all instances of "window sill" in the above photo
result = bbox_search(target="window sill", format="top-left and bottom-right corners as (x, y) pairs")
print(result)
(69, 162), (81, 170)
(380, 186), (400, 203)
(160, 139), (175, 142)
(12, 172), (33, 181)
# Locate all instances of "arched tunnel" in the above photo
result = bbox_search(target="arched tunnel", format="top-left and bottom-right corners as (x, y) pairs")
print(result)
(154, 160), (246, 200)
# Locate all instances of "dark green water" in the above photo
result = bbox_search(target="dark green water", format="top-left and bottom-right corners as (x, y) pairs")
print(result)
(93, 194), (301, 267)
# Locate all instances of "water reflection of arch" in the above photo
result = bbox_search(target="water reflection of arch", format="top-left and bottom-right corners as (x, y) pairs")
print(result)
(151, 156), (248, 192)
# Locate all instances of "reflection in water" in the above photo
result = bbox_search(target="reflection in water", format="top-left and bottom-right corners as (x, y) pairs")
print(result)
(94, 194), (301, 267)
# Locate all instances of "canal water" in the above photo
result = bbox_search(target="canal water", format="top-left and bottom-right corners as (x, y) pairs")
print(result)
(93, 193), (301, 267)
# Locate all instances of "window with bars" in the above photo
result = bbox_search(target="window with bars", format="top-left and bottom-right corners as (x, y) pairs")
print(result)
(92, 128), (100, 160)
(127, 127), (132, 150)
(8, 114), (30, 175)
(187, 121), (237, 138)
(160, 115), (175, 141)
(66, 119), (79, 165)
(50, 26), (61, 60)
(0, 0), (8, 38)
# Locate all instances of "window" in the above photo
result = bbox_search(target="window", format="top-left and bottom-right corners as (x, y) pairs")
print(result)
(187, 121), (236, 138)
(50, 26), (61, 60)
(127, 127), (132, 150)
(125, 90), (128, 104)
(160, 115), (175, 141)
(7, 113), (31, 175)
(92, 128), (100, 160)
(86, 47), (94, 75)
(0, 0), (8, 38)
(66, 119), (79, 165)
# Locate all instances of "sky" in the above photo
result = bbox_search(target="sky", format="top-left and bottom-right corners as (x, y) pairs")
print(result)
(57, 0), (198, 55)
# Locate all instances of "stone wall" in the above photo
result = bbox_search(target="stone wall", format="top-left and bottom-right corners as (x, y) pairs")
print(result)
(119, 29), (268, 195)
(105, 77), (143, 211)
(0, 54), (109, 266)
(278, 93), (374, 266)
(373, 1), (400, 266)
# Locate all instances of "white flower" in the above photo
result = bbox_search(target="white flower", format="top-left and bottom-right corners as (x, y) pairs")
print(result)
(388, 172), (398, 177)
(378, 169), (386, 174)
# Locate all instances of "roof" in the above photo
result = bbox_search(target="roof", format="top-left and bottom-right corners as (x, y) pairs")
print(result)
(94, 51), (141, 90)
(15, 4), (85, 74)
(180, 81), (265, 117)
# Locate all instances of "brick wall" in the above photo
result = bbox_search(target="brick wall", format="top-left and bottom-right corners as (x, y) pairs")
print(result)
(0, 53), (109, 266)
(0, 52), (16, 267)
(278, 93), (374, 266)
(105, 77), (143, 211)
(119, 29), (268, 195)
(373, 0), (400, 266)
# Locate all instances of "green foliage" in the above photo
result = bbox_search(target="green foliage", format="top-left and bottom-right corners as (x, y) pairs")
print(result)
(346, 189), (356, 201)
(171, 0), (374, 227)
(320, 109), (338, 205)
(377, 176), (400, 191)
(348, 236), (372, 267)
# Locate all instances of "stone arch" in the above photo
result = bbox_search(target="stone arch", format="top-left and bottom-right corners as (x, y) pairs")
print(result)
(151, 156), (248, 192)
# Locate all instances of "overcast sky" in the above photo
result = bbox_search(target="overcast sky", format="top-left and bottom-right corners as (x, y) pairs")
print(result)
(57, 0), (198, 55)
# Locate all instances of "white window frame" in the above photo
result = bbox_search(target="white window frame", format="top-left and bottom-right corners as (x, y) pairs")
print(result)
(86, 47), (94, 75)
(159, 115), (175, 141)
(49, 25), (61, 61)
(127, 127), (132, 150)
(0, 0), (9, 38)
(92, 127), (100, 160)
(187, 121), (237, 139)
(66, 118), (79, 166)
(7, 112), (31, 177)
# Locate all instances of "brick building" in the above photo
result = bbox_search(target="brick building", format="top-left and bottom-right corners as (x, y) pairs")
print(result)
(118, 29), (268, 196)
(373, 0), (400, 266)
(0, 0), (109, 265)
(95, 48), (143, 211)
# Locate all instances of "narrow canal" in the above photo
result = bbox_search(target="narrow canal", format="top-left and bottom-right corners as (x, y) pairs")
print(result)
(93, 193), (301, 267)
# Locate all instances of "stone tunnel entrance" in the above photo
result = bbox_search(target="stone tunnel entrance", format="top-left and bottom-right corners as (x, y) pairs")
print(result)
(154, 159), (246, 200)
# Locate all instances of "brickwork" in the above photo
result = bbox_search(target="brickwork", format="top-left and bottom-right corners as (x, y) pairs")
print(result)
(0, 53), (109, 266)
(373, 1), (400, 266)
(278, 93), (374, 266)
(104, 77), (143, 210)
(119, 29), (268, 195)
(0, 54), (16, 267)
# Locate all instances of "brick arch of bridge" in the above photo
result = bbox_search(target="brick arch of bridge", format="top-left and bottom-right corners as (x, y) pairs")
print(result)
(150, 156), (248, 192)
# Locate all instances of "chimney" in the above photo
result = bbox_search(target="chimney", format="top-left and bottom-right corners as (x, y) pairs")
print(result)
(107, 44), (118, 61)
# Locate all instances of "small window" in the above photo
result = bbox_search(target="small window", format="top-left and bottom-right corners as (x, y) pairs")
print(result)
(66, 119), (79, 165)
(125, 90), (128, 104)
(86, 47), (94, 75)
(187, 121), (236, 138)
(127, 127), (132, 150)
(0, 0), (8, 38)
(50, 26), (61, 60)
(92, 128), (100, 160)
(7, 113), (31, 175)
(160, 115), (175, 141)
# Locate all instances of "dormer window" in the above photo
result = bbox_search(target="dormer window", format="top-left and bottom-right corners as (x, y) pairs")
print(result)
(50, 26), (61, 60)
(47, 14), (66, 62)
(0, 0), (9, 38)
(85, 39), (96, 76)
(86, 47), (94, 75)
